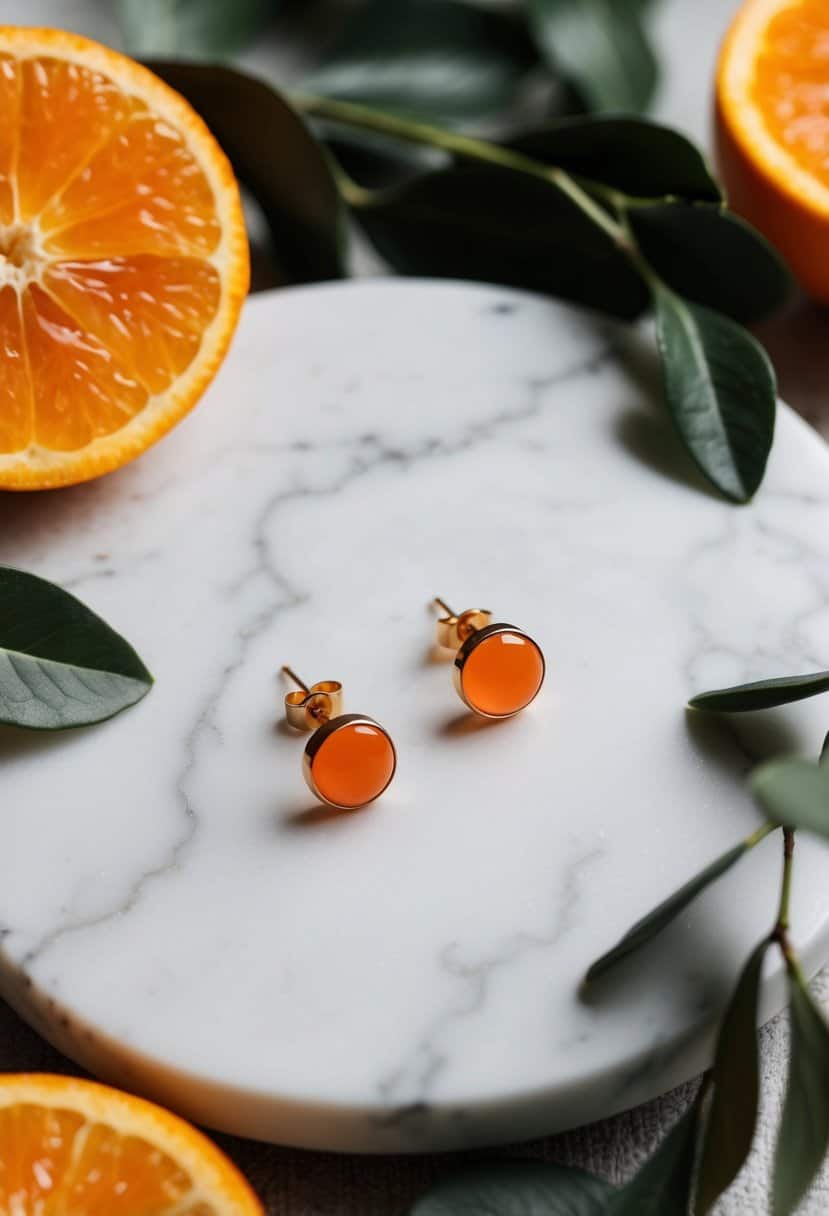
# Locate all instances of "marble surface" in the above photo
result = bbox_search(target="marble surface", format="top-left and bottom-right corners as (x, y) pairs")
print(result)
(1, 280), (829, 1152)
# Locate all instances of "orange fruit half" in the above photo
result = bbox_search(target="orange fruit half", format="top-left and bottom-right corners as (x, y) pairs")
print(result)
(0, 1073), (263, 1213)
(716, 0), (829, 301)
(0, 28), (248, 489)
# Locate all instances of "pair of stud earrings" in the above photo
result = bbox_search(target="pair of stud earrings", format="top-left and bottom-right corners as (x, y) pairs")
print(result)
(281, 598), (546, 812)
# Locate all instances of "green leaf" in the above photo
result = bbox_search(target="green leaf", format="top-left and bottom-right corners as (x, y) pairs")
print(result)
(351, 165), (649, 320)
(510, 117), (721, 202)
(147, 63), (345, 283)
(116, 0), (268, 58)
(696, 940), (768, 1213)
(653, 285), (776, 502)
(411, 1162), (615, 1216)
(529, 0), (658, 114)
(689, 671), (829, 713)
(773, 976), (829, 1215)
(585, 841), (749, 983)
(0, 567), (152, 731)
(609, 1100), (700, 1214)
(302, 0), (537, 126)
(629, 204), (792, 324)
(752, 759), (829, 839)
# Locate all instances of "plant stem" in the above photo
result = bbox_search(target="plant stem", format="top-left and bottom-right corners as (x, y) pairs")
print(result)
(746, 820), (778, 850)
(292, 92), (627, 247)
(771, 827), (808, 983)
(777, 828), (795, 932)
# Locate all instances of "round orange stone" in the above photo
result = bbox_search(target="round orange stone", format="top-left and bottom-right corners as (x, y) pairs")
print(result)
(459, 629), (545, 717)
(308, 718), (396, 809)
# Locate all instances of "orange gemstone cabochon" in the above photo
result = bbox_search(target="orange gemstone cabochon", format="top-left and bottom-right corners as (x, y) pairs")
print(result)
(309, 720), (396, 809)
(459, 629), (545, 717)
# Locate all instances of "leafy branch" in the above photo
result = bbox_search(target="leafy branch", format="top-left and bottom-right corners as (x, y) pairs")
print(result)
(411, 668), (829, 1214)
(142, 0), (793, 505)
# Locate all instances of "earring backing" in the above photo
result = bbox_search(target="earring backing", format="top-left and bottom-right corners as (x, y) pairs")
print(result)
(433, 598), (545, 719)
(281, 666), (396, 810)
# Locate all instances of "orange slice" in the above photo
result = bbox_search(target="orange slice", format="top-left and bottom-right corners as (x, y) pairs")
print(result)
(0, 28), (248, 489)
(0, 1073), (263, 1213)
(716, 0), (829, 301)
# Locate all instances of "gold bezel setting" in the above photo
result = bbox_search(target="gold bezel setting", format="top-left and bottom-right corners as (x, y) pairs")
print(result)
(303, 713), (398, 810)
(453, 622), (546, 719)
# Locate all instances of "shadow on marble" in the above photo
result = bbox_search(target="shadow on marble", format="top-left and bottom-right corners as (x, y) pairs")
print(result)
(434, 710), (507, 738)
(0, 724), (90, 763)
(610, 331), (723, 503)
(422, 643), (450, 667)
(281, 801), (362, 830)
(685, 706), (803, 778)
(274, 718), (300, 739)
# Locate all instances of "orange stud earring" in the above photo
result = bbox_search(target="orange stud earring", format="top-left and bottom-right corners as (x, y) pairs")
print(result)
(433, 598), (545, 719)
(281, 666), (396, 810)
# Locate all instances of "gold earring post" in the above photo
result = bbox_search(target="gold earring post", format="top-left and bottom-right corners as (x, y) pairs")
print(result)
(433, 597), (457, 618)
(433, 597), (492, 650)
(281, 665), (310, 693)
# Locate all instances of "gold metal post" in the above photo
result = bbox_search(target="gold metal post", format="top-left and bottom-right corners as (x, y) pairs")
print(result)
(282, 665), (310, 693)
(433, 598), (492, 650)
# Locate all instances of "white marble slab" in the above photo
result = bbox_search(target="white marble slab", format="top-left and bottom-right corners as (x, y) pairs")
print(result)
(1, 280), (828, 1152)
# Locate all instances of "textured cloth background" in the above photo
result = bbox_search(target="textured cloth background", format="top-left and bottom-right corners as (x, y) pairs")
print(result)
(1, 0), (829, 1213)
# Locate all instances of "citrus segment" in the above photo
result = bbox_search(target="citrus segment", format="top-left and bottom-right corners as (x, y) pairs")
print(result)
(0, 57), (21, 225)
(44, 256), (221, 394)
(0, 28), (248, 488)
(0, 1074), (263, 1214)
(751, 0), (829, 190)
(17, 58), (135, 221)
(42, 114), (222, 258)
(0, 284), (31, 448)
(23, 284), (147, 450)
(716, 0), (829, 300)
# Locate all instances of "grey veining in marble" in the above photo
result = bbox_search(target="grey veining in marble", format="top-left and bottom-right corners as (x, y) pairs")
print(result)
(1, 280), (828, 1152)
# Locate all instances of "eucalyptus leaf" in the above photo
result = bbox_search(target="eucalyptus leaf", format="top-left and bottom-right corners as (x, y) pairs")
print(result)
(609, 1100), (700, 1214)
(116, 0), (268, 58)
(752, 759), (829, 839)
(510, 117), (721, 202)
(0, 567), (152, 731)
(585, 842), (748, 983)
(351, 165), (649, 319)
(529, 0), (658, 114)
(147, 63), (345, 283)
(696, 940), (768, 1213)
(773, 976), (829, 1215)
(629, 204), (792, 324)
(411, 1161), (614, 1216)
(653, 285), (776, 502)
(303, 0), (536, 125)
(689, 671), (829, 713)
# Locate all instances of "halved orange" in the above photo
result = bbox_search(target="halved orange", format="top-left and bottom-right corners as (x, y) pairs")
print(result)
(716, 0), (829, 301)
(0, 1073), (263, 1213)
(0, 28), (248, 490)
